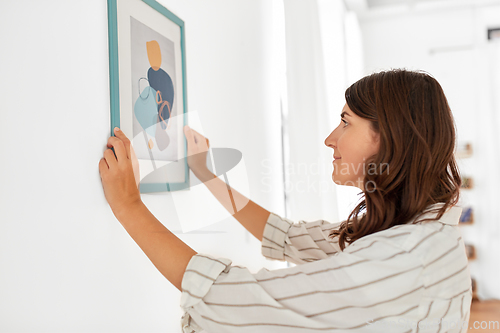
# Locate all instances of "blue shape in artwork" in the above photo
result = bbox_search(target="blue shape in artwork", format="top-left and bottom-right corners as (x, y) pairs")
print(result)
(148, 67), (174, 129)
(134, 86), (158, 137)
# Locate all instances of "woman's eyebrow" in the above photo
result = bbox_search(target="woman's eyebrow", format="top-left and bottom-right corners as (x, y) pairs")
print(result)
(340, 111), (351, 118)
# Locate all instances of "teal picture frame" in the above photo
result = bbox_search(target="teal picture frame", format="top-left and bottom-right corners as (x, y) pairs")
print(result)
(107, 0), (190, 193)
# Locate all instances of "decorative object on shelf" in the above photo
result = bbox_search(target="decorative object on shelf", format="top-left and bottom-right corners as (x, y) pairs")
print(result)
(455, 144), (479, 300)
(488, 27), (500, 41)
(461, 176), (474, 189)
(471, 277), (479, 301)
(465, 243), (476, 260)
(455, 142), (473, 158)
(459, 206), (474, 225)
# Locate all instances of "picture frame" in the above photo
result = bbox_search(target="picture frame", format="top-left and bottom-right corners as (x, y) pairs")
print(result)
(107, 0), (189, 193)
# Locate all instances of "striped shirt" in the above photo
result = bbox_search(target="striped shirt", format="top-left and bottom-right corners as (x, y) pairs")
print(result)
(180, 203), (472, 332)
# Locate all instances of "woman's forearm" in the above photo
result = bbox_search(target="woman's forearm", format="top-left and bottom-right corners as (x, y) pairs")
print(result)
(115, 202), (197, 291)
(197, 170), (271, 242)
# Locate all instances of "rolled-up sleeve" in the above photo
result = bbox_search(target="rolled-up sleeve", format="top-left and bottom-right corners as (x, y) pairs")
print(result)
(180, 254), (232, 332)
(261, 212), (343, 264)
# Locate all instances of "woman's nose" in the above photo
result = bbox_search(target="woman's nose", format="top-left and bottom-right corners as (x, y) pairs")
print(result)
(324, 129), (337, 148)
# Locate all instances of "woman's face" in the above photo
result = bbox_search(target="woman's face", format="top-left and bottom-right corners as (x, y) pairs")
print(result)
(324, 103), (380, 191)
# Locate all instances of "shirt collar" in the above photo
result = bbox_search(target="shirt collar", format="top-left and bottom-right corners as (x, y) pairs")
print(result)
(414, 202), (462, 225)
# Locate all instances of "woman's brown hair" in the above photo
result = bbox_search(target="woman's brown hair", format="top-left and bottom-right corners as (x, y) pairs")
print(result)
(329, 69), (462, 250)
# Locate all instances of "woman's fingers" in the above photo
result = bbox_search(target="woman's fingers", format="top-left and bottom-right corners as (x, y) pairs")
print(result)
(183, 125), (195, 149)
(184, 125), (210, 156)
(130, 144), (140, 188)
(190, 127), (210, 148)
(99, 158), (109, 174)
(107, 137), (127, 163)
(99, 133), (142, 218)
(113, 127), (132, 159)
(104, 148), (118, 168)
(191, 128), (203, 144)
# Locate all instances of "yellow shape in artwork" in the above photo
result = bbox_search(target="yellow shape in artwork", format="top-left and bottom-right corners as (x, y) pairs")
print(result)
(146, 40), (161, 71)
(148, 139), (154, 149)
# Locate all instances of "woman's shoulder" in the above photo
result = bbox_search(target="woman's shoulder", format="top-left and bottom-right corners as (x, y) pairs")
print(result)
(343, 205), (463, 264)
(343, 222), (417, 257)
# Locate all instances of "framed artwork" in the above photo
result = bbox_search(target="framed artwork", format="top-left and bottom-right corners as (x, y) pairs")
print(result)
(107, 0), (189, 193)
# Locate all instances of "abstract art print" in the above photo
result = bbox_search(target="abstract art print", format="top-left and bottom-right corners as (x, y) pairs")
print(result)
(108, 0), (189, 192)
(131, 17), (177, 161)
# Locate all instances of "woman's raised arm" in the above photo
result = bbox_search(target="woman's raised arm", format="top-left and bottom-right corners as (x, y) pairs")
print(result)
(184, 124), (271, 242)
(195, 168), (271, 242)
(99, 128), (197, 291)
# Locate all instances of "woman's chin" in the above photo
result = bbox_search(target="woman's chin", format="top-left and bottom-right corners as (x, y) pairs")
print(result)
(331, 175), (363, 190)
(331, 175), (345, 186)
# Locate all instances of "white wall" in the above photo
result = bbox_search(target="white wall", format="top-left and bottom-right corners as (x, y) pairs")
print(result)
(358, 3), (500, 300)
(0, 0), (288, 331)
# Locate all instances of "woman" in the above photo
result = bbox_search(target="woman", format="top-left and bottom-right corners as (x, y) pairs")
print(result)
(99, 69), (472, 332)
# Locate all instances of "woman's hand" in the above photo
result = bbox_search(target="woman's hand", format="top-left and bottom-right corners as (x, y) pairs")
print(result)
(99, 127), (142, 219)
(183, 125), (212, 179)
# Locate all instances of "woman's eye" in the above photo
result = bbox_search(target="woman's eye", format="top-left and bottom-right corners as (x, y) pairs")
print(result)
(341, 119), (348, 127)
